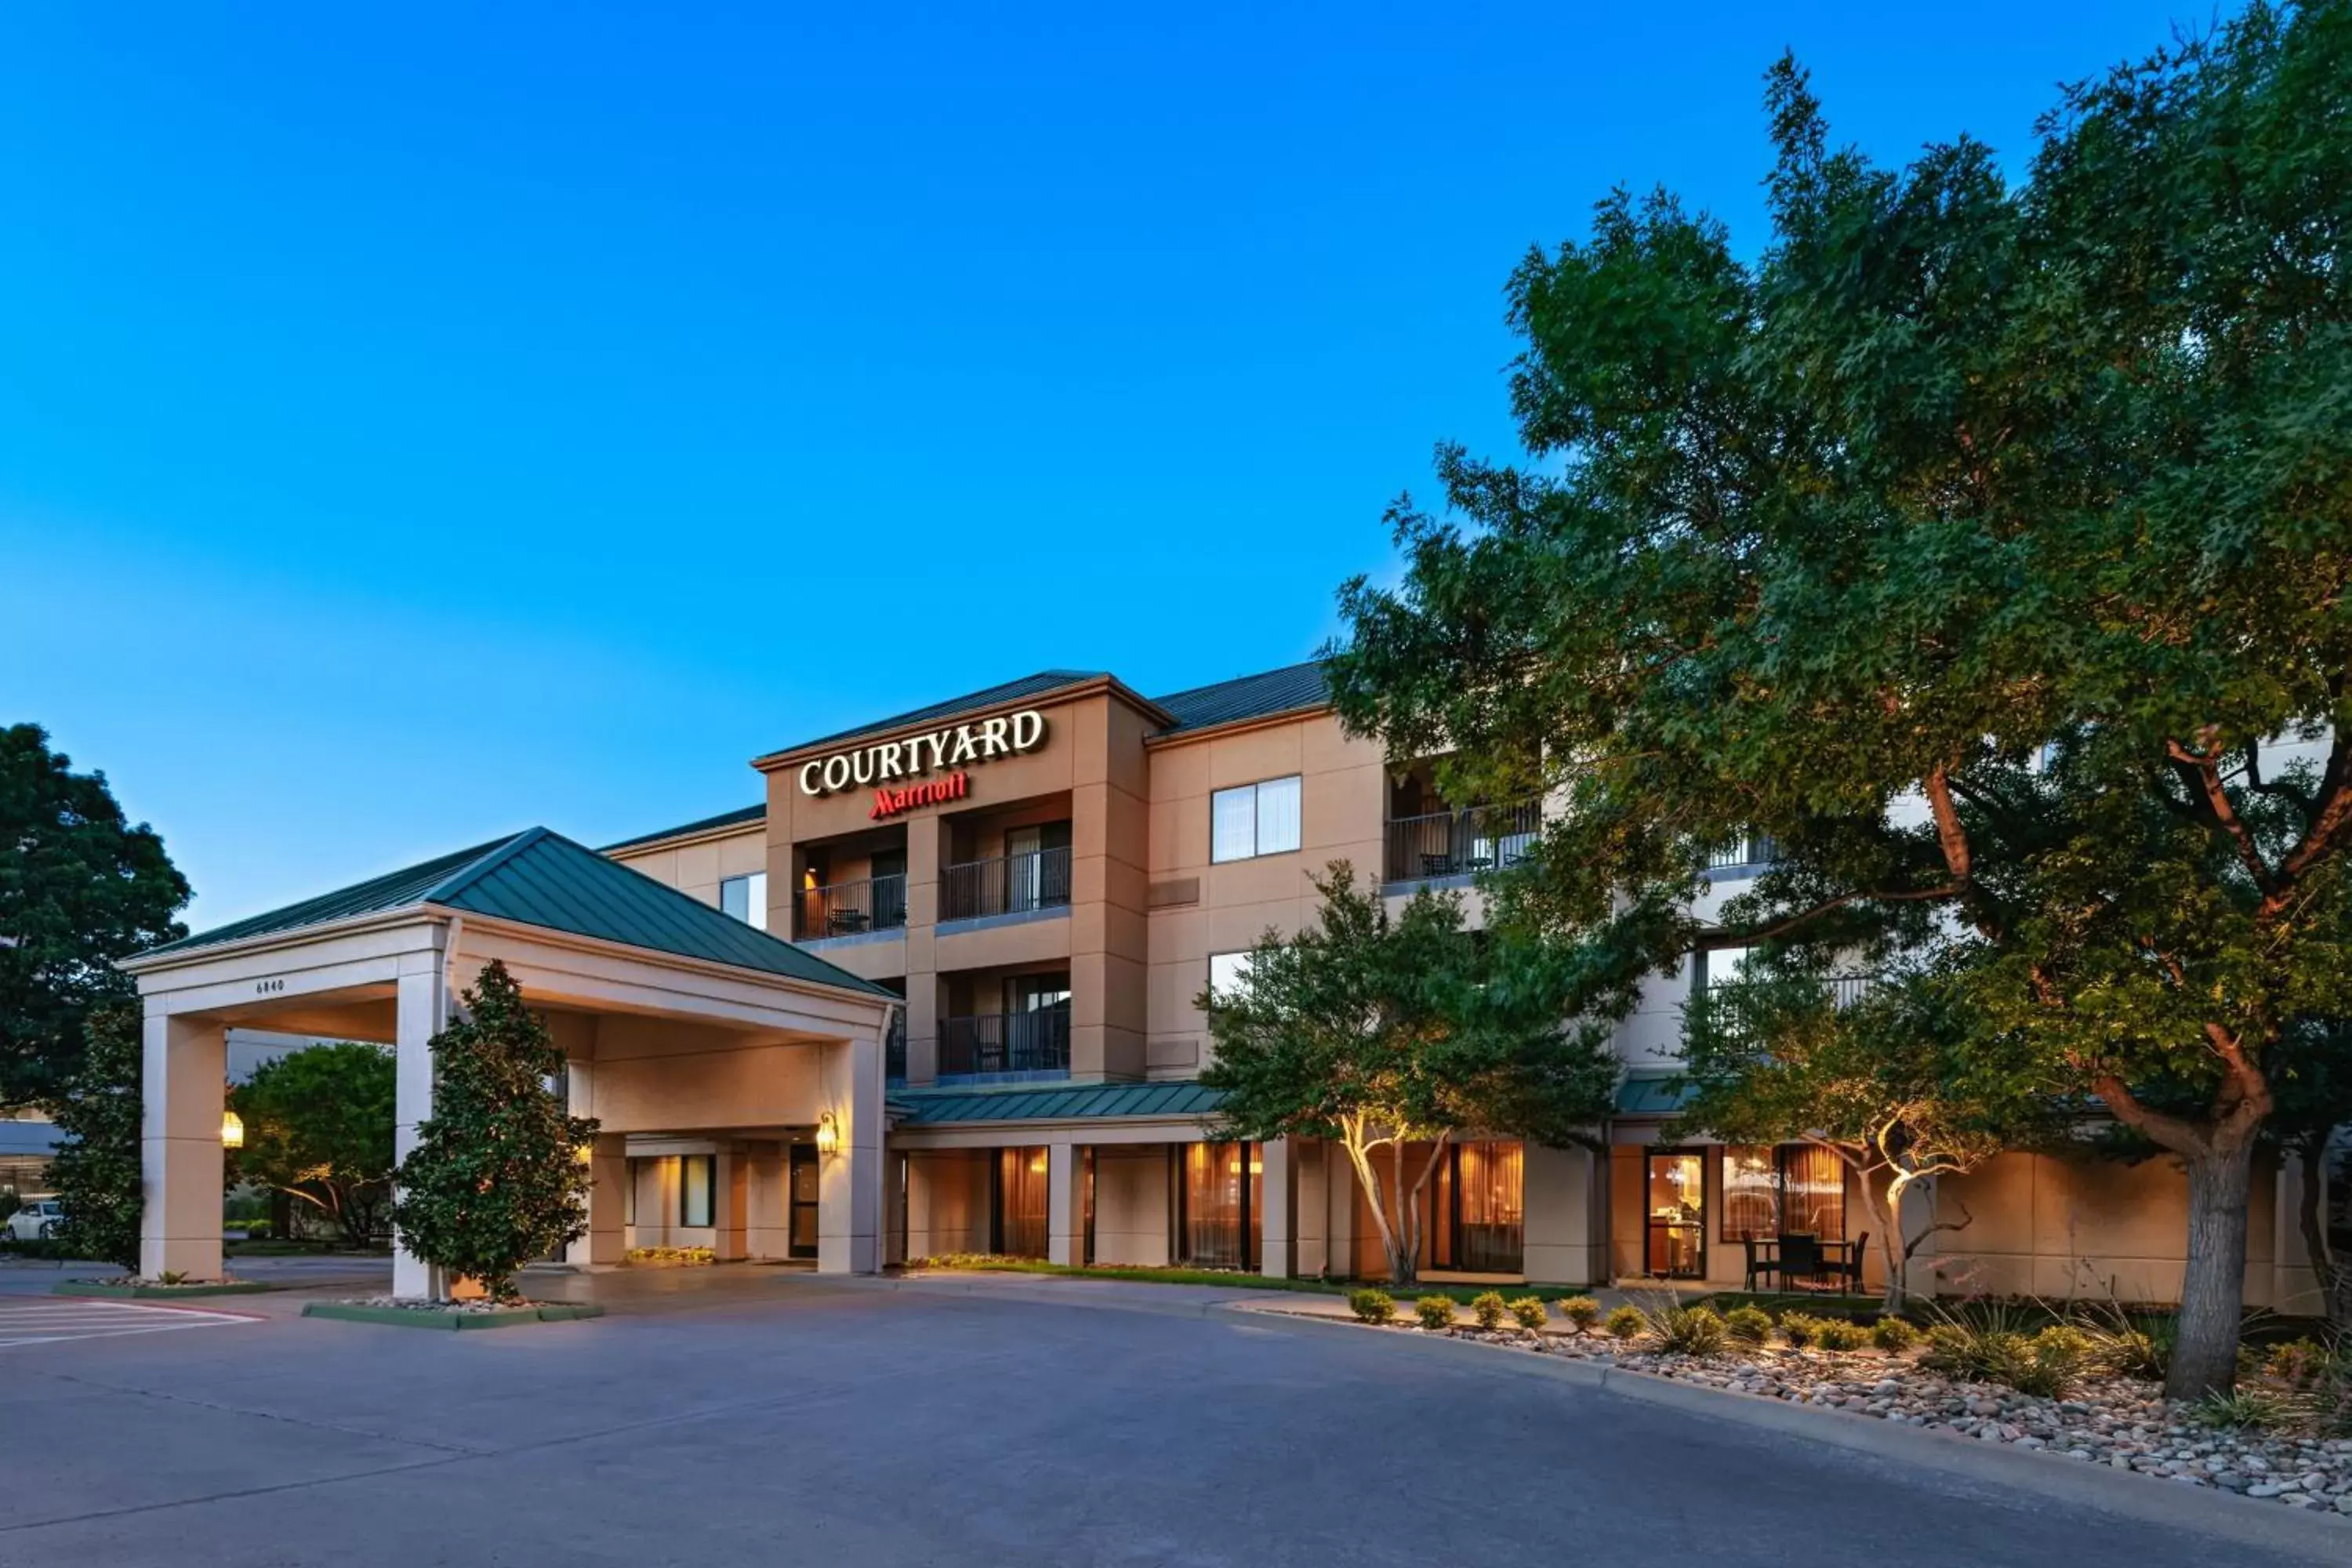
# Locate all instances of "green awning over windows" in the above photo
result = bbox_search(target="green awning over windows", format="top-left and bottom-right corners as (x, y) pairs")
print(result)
(892, 1081), (1226, 1126)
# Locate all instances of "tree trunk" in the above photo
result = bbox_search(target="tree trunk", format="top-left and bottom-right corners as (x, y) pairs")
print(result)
(1871, 1172), (1911, 1315)
(1340, 1132), (1410, 1287)
(2169, 1142), (2256, 1400)
(1388, 1140), (1416, 1286)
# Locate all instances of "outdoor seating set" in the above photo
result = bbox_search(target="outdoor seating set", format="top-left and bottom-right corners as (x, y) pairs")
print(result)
(1738, 1230), (1869, 1294)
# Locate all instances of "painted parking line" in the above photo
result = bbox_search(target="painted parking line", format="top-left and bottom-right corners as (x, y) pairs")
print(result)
(0, 1298), (256, 1348)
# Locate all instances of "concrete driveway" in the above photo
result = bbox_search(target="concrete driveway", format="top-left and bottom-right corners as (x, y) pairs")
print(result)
(0, 1273), (2331, 1567)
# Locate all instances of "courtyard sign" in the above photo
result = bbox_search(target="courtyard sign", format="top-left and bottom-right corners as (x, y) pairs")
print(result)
(798, 709), (1047, 799)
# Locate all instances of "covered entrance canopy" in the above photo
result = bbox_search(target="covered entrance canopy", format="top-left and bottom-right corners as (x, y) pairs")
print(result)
(122, 828), (898, 1295)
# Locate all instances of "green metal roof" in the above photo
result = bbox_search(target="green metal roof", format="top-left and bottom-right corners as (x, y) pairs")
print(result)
(1615, 1074), (1693, 1117)
(601, 801), (765, 854)
(894, 1080), (1226, 1126)
(132, 828), (894, 998)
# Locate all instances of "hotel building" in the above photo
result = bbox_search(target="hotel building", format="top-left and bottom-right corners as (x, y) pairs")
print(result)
(126, 662), (2344, 1306)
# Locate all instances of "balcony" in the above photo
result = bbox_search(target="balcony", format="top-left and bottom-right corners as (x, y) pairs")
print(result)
(794, 874), (908, 942)
(1689, 974), (1879, 1044)
(938, 1009), (1071, 1080)
(941, 846), (1073, 924)
(1383, 801), (1541, 885)
(1708, 832), (1778, 873)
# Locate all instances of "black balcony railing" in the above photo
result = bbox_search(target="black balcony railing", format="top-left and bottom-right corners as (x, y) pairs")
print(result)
(1384, 801), (1541, 884)
(940, 846), (1073, 922)
(885, 1008), (907, 1084)
(938, 1009), (1071, 1077)
(1690, 974), (1880, 1042)
(794, 874), (908, 940)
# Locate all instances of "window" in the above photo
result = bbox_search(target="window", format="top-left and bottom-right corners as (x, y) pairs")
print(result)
(1719, 1144), (1847, 1241)
(1175, 1142), (1260, 1269)
(720, 871), (768, 931)
(1432, 1140), (1525, 1272)
(1210, 775), (1302, 863)
(680, 1154), (716, 1228)
(1207, 950), (1255, 1002)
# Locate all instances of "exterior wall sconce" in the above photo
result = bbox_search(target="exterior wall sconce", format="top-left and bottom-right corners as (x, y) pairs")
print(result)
(220, 1109), (245, 1149)
(815, 1112), (840, 1159)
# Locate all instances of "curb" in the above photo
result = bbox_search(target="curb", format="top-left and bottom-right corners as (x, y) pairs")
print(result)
(1233, 1305), (2350, 1562)
(53, 1280), (276, 1300)
(803, 1273), (1283, 1321)
(300, 1301), (608, 1331)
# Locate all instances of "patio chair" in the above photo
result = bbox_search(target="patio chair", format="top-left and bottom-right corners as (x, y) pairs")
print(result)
(1830, 1232), (1868, 1294)
(1739, 1230), (1777, 1293)
(1776, 1233), (1825, 1290)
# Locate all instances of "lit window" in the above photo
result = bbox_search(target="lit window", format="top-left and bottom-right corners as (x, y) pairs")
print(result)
(680, 1154), (716, 1228)
(1210, 775), (1302, 863)
(1207, 950), (1255, 1001)
(720, 871), (768, 931)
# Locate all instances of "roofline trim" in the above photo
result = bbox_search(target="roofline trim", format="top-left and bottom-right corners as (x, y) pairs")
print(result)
(602, 809), (768, 858)
(1142, 699), (1338, 749)
(444, 907), (902, 1010)
(749, 674), (1174, 771)
(120, 906), (452, 976)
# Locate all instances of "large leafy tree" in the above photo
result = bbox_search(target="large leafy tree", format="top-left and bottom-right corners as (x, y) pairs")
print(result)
(389, 960), (597, 1301)
(229, 1042), (397, 1249)
(1199, 862), (1626, 1285)
(1330, 3), (2350, 1396)
(1, 724), (191, 1105)
(45, 1001), (144, 1272)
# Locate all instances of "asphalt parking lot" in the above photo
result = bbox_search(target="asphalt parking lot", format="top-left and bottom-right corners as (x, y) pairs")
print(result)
(0, 1265), (2336, 1567)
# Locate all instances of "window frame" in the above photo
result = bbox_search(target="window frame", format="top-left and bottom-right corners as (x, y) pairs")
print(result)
(1210, 775), (1303, 864)
(1207, 949), (1255, 1003)
(679, 1153), (717, 1229)
(720, 871), (769, 931)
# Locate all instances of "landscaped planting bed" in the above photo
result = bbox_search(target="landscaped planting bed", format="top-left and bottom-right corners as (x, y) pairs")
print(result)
(1313, 1290), (2352, 1518)
(303, 1296), (606, 1330)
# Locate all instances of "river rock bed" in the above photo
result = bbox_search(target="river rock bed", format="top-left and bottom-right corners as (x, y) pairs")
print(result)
(1392, 1321), (2352, 1517)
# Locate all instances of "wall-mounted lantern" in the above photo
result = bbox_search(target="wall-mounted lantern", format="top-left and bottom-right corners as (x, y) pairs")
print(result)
(815, 1111), (840, 1159)
(220, 1109), (245, 1150)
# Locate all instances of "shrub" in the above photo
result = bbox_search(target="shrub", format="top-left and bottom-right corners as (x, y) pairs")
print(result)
(2194, 1389), (2292, 1430)
(1724, 1305), (1774, 1345)
(1347, 1288), (1396, 1325)
(1507, 1296), (1549, 1331)
(1655, 1305), (1728, 1356)
(1415, 1294), (1459, 1331)
(1470, 1291), (1509, 1331)
(1813, 1319), (1869, 1352)
(2265, 1338), (2330, 1389)
(1778, 1312), (1824, 1348)
(1604, 1305), (1647, 1341)
(1559, 1295), (1602, 1334)
(1922, 1321), (2092, 1397)
(1871, 1316), (1921, 1353)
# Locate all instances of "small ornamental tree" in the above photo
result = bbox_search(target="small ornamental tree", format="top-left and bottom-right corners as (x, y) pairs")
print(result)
(389, 960), (597, 1301)
(1672, 967), (2031, 1312)
(229, 1042), (397, 1248)
(1199, 862), (1623, 1286)
(45, 1001), (143, 1272)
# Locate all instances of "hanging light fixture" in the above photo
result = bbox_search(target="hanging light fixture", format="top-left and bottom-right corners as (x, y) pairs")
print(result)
(815, 1111), (840, 1158)
(220, 1109), (245, 1149)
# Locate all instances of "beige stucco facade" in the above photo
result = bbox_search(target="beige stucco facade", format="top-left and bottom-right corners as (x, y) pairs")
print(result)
(590, 666), (2350, 1307)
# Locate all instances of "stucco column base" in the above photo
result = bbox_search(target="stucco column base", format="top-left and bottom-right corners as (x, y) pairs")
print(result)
(1047, 1141), (1080, 1265)
(140, 1009), (226, 1282)
(817, 1030), (883, 1274)
(1258, 1138), (1292, 1278)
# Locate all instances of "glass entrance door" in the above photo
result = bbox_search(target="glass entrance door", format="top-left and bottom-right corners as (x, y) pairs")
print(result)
(1645, 1150), (1707, 1279)
(787, 1143), (819, 1259)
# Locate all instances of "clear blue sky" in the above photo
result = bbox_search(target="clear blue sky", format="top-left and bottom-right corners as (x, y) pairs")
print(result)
(2, 2), (2199, 931)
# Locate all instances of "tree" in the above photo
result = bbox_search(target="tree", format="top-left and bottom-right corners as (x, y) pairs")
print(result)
(0, 724), (191, 1106)
(1198, 862), (1624, 1285)
(1329, 4), (2351, 1396)
(45, 1001), (144, 1272)
(388, 960), (597, 1301)
(229, 1042), (397, 1248)
(1671, 967), (2035, 1311)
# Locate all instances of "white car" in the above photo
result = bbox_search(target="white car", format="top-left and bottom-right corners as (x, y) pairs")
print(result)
(5, 1200), (63, 1242)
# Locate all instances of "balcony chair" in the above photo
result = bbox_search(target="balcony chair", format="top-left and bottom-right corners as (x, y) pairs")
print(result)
(1739, 1231), (1779, 1293)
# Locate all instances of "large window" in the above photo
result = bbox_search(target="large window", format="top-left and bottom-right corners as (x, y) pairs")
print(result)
(720, 872), (768, 931)
(993, 1148), (1050, 1258)
(1210, 775), (1302, 863)
(1719, 1144), (1847, 1241)
(1207, 950), (1255, 1002)
(1175, 1142), (1261, 1270)
(680, 1154), (717, 1228)
(1432, 1139), (1524, 1273)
